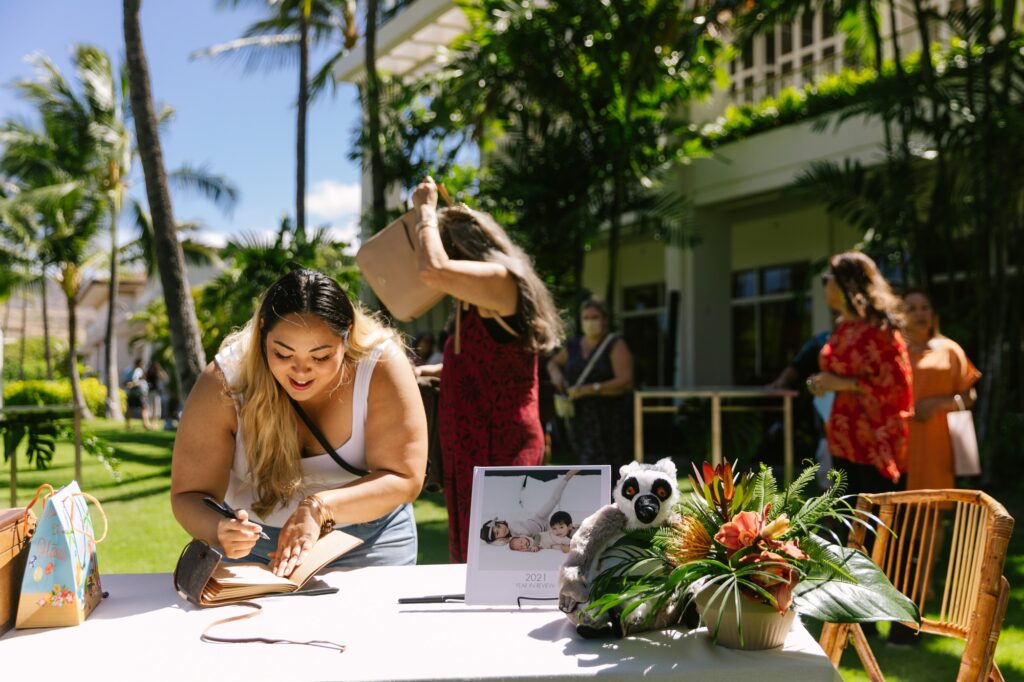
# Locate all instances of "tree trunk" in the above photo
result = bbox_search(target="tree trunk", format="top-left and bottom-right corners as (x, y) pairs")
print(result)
(104, 203), (124, 420)
(123, 0), (206, 399)
(18, 291), (26, 381)
(365, 0), (387, 233)
(604, 163), (624, 321)
(296, 7), (309, 242)
(41, 274), (53, 380)
(65, 290), (91, 479)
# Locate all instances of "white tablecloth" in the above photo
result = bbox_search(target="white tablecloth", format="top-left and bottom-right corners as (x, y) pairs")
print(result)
(1, 564), (840, 681)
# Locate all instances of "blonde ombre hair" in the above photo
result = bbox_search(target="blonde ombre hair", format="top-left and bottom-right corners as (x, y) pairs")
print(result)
(219, 269), (401, 518)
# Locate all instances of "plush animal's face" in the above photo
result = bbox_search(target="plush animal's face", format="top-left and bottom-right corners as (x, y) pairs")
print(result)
(613, 458), (680, 529)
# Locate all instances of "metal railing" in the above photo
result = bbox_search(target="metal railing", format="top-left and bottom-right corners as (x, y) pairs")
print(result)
(633, 387), (799, 484)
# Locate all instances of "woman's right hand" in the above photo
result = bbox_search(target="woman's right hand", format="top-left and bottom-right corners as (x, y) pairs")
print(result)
(412, 176), (438, 212)
(216, 508), (264, 559)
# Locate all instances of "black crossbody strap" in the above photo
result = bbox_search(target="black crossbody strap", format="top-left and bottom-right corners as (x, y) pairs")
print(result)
(289, 397), (369, 478)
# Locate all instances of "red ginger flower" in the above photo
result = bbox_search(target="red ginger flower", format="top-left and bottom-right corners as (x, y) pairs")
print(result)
(714, 510), (763, 553)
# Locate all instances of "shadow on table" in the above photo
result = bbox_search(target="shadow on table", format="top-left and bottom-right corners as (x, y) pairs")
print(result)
(528, 617), (837, 677)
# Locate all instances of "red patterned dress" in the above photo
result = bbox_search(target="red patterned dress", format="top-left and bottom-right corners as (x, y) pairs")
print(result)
(819, 319), (913, 484)
(439, 305), (544, 563)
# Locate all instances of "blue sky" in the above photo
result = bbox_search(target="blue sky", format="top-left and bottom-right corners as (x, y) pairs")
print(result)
(1, 0), (365, 248)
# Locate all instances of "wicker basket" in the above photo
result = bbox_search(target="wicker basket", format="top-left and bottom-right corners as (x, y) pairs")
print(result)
(0, 508), (36, 635)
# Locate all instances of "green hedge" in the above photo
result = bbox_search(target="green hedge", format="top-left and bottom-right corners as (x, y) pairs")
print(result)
(3, 377), (119, 416)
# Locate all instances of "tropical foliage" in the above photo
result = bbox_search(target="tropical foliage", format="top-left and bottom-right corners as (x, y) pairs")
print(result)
(586, 460), (918, 644)
(194, 217), (359, 358)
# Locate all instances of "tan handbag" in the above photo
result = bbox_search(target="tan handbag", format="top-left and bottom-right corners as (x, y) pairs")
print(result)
(355, 210), (445, 321)
(947, 405), (981, 477)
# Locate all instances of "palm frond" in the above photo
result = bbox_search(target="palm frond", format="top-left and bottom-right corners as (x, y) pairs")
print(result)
(168, 164), (239, 215)
(190, 34), (301, 73)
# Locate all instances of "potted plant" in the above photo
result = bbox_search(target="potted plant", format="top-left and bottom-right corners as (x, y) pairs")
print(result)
(586, 461), (920, 650)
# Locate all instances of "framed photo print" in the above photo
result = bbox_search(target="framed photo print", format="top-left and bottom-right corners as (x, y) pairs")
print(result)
(465, 465), (611, 605)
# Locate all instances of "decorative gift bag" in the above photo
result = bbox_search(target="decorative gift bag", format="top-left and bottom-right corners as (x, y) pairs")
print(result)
(15, 481), (106, 629)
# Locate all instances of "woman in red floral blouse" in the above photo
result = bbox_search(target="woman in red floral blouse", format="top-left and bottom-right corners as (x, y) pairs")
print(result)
(807, 251), (912, 493)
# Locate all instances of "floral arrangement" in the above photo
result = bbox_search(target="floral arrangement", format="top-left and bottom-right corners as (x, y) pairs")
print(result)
(587, 461), (919, 644)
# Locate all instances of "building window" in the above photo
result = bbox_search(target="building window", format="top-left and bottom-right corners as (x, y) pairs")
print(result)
(621, 283), (669, 387)
(728, 10), (844, 106)
(731, 263), (812, 385)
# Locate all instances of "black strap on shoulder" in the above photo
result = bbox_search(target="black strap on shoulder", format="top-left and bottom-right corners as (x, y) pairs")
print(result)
(288, 397), (369, 477)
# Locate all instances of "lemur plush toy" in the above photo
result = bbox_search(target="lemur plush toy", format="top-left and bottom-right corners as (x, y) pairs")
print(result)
(559, 457), (695, 638)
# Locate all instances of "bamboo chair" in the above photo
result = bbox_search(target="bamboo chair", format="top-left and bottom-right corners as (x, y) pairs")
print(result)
(818, 489), (1014, 682)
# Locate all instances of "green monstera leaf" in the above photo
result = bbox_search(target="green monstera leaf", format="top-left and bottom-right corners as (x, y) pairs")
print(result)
(793, 541), (920, 624)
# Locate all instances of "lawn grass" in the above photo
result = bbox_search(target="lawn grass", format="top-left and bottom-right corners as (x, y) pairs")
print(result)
(1, 420), (1020, 680)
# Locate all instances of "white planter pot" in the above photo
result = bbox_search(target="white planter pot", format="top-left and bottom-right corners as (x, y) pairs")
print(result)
(694, 585), (796, 650)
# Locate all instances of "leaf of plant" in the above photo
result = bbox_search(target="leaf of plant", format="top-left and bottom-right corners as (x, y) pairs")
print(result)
(793, 543), (920, 623)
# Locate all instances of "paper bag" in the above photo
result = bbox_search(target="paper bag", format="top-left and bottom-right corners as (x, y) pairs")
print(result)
(0, 507), (37, 635)
(15, 481), (106, 629)
(947, 409), (981, 477)
(356, 210), (445, 321)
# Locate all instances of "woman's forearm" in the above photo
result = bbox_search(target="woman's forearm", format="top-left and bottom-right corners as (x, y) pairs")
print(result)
(317, 470), (421, 527)
(171, 491), (228, 545)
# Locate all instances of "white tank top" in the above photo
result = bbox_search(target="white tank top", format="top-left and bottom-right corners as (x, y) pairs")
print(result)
(214, 339), (394, 526)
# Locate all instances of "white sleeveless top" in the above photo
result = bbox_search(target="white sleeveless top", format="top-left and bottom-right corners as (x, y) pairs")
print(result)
(214, 339), (395, 526)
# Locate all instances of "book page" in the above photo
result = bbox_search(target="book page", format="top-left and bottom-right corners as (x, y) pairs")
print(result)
(210, 563), (295, 588)
(287, 529), (363, 588)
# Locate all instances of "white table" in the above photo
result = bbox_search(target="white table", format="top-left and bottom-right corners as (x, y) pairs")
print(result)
(1, 564), (840, 681)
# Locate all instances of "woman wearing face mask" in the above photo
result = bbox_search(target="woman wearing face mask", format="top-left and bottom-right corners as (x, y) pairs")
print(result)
(547, 298), (634, 469)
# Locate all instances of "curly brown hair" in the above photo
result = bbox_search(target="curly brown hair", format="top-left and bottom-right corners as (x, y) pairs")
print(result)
(438, 205), (563, 353)
(828, 251), (904, 330)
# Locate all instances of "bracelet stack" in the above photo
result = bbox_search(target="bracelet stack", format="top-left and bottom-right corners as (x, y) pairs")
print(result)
(300, 494), (335, 536)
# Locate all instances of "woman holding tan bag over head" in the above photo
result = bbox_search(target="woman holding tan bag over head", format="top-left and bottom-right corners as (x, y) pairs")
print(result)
(412, 176), (563, 563)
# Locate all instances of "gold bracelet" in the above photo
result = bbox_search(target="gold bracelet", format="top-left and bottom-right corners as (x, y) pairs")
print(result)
(414, 219), (438, 231)
(300, 494), (335, 536)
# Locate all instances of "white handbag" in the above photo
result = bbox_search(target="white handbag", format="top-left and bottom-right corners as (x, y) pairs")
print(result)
(947, 404), (981, 477)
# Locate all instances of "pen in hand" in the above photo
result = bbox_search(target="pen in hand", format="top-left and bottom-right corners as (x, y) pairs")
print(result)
(202, 496), (271, 540)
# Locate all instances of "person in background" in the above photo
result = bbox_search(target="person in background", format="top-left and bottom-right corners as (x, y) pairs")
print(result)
(903, 290), (981, 491)
(171, 268), (426, 574)
(145, 360), (168, 425)
(410, 331), (435, 366)
(547, 298), (634, 470)
(412, 176), (563, 563)
(768, 328), (834, 489)
(807, 251), (912, 495)
(124, 357), (154, 430)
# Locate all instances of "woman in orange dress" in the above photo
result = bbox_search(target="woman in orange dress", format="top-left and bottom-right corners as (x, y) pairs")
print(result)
(903, 291), (981, 490)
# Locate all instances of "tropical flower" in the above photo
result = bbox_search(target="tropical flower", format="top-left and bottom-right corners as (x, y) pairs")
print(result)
(714, 510), (763, 552)
(585, 460), (921, 643)
(666, 515), (713, 566)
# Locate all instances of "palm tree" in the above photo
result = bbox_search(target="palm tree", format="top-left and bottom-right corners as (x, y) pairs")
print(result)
(124, 0), (208, 399)
(194, 0), (357, 240)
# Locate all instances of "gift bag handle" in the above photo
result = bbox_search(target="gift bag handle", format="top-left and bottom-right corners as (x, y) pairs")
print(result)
(23, 483), (56, 522)
(67, 491), (109, 544)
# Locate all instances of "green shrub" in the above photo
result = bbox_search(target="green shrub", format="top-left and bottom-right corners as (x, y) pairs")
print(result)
(2, 337), (70, 381)
(3, 377), (120, 416)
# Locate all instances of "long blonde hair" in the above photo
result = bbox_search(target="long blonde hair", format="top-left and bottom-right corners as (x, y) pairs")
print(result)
(438, 205), (563, 353)
(220, 269), (401, 518)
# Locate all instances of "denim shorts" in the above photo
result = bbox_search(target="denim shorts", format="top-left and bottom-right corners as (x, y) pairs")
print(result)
(234, 503), (418, 569)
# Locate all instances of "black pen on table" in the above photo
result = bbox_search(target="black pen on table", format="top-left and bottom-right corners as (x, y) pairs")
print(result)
(202, 496), (271, 540)
(398, 594), (464, 604)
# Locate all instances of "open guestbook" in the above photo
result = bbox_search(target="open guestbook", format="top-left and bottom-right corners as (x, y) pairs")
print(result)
(174, 530), (362, 606)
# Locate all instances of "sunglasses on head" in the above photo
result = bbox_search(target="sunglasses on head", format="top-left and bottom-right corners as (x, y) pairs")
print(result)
(820, 272), (835, 287)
